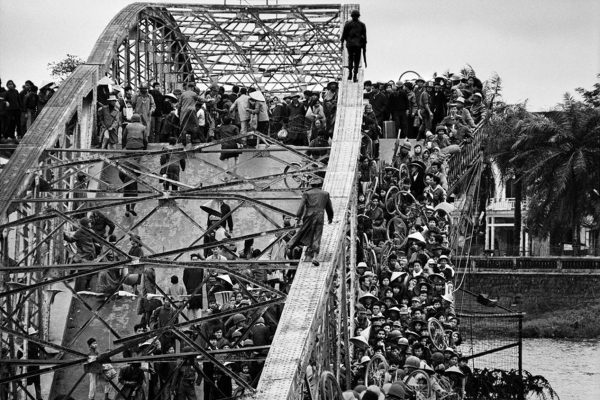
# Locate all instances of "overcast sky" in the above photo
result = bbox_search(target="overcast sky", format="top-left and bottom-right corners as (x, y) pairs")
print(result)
(1, 0), (598, 110)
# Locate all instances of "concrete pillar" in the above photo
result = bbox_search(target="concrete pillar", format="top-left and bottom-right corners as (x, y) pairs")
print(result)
(490, 217), (496, 253)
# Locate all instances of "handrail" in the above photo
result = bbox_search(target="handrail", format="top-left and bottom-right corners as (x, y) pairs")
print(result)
(446, 120), (485, 191)
(454, 255), (600, 270)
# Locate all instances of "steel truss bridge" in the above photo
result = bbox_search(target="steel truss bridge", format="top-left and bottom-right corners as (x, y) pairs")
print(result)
(0, 3), (486, 400)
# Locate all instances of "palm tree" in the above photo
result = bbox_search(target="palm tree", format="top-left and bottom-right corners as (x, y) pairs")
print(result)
(481, 103), (530, 255)
(510, 95), (600, 255)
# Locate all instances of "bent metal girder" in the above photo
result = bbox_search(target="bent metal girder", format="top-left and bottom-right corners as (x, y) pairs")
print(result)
(91, 2), (343, 94)
(0, 3), (357, 400)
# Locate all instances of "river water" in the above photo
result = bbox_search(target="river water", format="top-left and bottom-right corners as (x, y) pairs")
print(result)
(522, 339), (599, 400)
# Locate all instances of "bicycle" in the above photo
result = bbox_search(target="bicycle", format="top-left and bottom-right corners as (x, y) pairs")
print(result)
(403, 369), (433, 400)
(365, 354), (389, 387)
(282, 157), (326, 189)
(428, 317), (449, 351)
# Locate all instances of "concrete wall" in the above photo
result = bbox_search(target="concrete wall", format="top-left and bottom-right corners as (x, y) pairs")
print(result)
(459, 271), (600, 316)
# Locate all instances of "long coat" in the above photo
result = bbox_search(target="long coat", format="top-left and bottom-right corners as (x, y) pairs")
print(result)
(287, 187), (334, 255)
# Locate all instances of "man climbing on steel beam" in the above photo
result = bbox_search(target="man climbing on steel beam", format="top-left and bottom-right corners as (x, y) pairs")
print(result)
(341, 9), (367, 83)
(286, 177), (334, 266)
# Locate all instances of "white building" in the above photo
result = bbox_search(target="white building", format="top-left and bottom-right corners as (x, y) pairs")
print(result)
(485, 163), (597, 256)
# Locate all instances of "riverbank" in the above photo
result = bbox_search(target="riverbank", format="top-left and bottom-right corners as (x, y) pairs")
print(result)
(522, 301), (600, 339)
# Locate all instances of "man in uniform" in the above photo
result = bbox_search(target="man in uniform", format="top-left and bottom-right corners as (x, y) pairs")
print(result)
(132, 83), (155, 128)
(287, 177), (334, 265)
(341, 9), (367, 82)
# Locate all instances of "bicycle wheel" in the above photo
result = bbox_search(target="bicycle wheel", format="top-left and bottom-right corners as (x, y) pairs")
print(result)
(428, 317), (448, 351)
(437, 375), (454, 393)
(283, 162), (306, 189)
(318, 371), (344, 400)
(386, 218), (395, 241)
(437, 376), (460, 400)
(362, 232), (370, 248)
(365, 354), (389, 387)
(366, 248), (378, 274)
(396, 190), (418, 214)
(398, 163), (412, 192)
(381, 240), (394, 264)
(404, 369), (432, 400)
(385, 186), (400, 214)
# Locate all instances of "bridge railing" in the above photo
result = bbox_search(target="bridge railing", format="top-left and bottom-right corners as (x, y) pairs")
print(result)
(447, 119), (485, 191)
(454, 256), (600, 271)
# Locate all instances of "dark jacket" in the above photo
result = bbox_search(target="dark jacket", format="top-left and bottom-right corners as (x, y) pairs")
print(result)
(149, 89), (165, 116)
(341, 20), (367, 48)
(122, 121), (147, 149)
(160, 147), (186, 178)
(389, 90), (410, 114)
(64, 228), (96, 260)
(90, 212), (115, 237)
(4, 89), (21, 111)
(370, 91), (388, 122)
(220, 202), (234, 231)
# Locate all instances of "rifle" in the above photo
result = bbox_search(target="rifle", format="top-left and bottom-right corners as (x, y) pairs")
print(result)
(362, 47), (367, 68)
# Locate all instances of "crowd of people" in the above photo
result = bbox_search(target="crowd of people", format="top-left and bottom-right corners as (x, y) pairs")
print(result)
(341, 73), (488, 400)
(4, 59), (486, 399)
(360, 74), (485, 158)
(0, 78), (57, 141)
(93, 78), (338, 151)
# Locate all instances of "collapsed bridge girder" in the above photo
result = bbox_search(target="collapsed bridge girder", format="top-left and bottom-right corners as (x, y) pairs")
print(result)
(0, 3), (359, 400)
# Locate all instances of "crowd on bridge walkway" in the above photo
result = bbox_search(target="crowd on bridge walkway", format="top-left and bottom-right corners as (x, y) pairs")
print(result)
(340, 72), (489, 400)
(93, 77), (338, 152)
(0, 78), (57, 143)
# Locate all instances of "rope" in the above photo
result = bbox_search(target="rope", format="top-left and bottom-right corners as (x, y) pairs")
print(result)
(451, 159), (484, 299)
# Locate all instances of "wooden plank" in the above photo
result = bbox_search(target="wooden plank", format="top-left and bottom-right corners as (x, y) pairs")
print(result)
(254, 5), (361, 399)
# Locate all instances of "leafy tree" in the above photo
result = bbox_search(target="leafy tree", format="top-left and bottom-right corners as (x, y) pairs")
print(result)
(510, 95), (600, 255)
(575, 73), (600, 108)
(47, 54), (84, 83)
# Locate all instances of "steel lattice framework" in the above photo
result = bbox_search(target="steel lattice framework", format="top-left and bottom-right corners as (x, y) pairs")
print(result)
(0, 3), (359, 400)
(92, 3), (343, 94)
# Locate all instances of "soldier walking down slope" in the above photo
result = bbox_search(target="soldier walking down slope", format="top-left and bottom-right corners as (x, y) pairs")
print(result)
(341, 9), (367, 82)
(287, 177), (334, 265)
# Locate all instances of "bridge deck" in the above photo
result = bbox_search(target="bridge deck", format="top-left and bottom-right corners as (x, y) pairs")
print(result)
(255, 71), (364, 399)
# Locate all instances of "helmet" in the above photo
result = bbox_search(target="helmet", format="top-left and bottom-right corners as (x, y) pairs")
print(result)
(403, 355), (421, 369)
(232, 314), (246, 324)
(231, 330), (242, 339)
(426, 81), (435, 88)
(398, 337), (409, 346)
(387, 382), (408, 399)
(387, 330), (402, 341)
(431, 352), (445, 367)
(350, 9), (360, 17)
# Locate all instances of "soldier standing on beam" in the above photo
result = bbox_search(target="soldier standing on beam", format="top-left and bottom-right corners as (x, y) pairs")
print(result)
(341, 9), (367, 83)
(287, 177), (334, 266)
